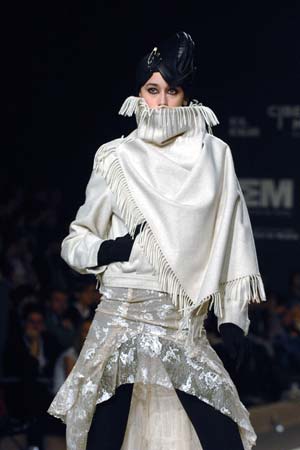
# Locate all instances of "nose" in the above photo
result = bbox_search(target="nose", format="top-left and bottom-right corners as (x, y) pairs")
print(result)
(158, 91), (168, 107)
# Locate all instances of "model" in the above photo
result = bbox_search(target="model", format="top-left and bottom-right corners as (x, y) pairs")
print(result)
(48, 31), (266, 450)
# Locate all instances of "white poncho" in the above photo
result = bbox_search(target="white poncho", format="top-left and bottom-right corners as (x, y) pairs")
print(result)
(94, 96), (266, 332)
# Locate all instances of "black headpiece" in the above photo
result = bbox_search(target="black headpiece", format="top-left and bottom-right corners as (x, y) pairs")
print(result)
(135, 31), (197, 97)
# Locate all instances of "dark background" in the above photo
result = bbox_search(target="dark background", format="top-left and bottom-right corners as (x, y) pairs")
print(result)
(1, 7), (300, 447)
(3, 1), (300, 295)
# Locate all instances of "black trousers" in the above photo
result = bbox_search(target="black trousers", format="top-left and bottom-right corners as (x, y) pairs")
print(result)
(86, 383), (244, 450)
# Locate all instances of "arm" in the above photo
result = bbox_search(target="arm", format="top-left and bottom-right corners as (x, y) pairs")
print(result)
(61, 157), (113, 275)
(217, 147), (252, 337)
(216, 147), (252, 368)
(97, 222), (145, 265)
(219, 322), (248, 371)
(215, 276), (250, 369)
(64, 354), (76, 377)
(217, 299), (250, 336)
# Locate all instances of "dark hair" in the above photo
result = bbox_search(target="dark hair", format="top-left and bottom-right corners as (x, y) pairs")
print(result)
(73, 318), (92, 354)
(73, 275), (96, 293)
(46, 287), (69, 301)
(22, 303), (45, 321)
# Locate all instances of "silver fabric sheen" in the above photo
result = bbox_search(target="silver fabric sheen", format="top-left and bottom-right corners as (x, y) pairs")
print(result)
(48, 286), (256, 450)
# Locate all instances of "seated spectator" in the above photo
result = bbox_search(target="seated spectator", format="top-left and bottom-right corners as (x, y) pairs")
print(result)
(247, 290), (286, 346)
(3, 303), (60, 404)
(68, 277), (100, 327)
(45, 288), (75, 350)
(45, 319), (92, 445)
(263, 290), (287, 340)
(4, 303), (59, 375)
(9, 284), (40, 321)
(3, 304), (60, 448)
(273, 303), (300, 379)
(287, 270), (300, 308)
(53, 319), (92, 394)
(205, 299), (290, 406)
(5, 237), (39, 289)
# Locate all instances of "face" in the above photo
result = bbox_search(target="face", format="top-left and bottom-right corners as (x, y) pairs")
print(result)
(78, 284), (96, 306)
(139, 72), (186, 108)
(25, 312), (45, 335)
(50, 291), (69, 315)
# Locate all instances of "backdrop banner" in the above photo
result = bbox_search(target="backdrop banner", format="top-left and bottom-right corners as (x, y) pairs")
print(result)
(210, 86), (300, 296)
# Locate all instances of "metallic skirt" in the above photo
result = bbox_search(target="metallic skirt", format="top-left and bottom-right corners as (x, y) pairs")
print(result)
(48, 286), (256, 450)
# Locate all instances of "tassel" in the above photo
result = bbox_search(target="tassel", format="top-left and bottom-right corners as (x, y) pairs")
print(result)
(118, 96), (140, 117)
(205, 274), (267, 320)
(198, 105), (220, 128)
(193, 274), (266, 320)
(118, 96), (219, 137)
(222, 274), (266, 304)
(207, 291), (223, 318)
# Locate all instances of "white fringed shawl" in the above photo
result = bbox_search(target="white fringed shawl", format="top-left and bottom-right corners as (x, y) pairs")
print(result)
(94, 96), (266, 327)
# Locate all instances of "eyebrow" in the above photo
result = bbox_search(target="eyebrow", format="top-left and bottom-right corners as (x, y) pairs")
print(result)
(145, 82), (179, 89)
(145, 83), (160, 87)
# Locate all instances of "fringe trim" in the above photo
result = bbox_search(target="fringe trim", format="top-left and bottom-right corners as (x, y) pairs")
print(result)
(206, 273), (266, 319)
(94, 143), (194, 316)
(118, 96), (219, 135)
(178, 273), (266, 340)
(94, 144), (266, 325)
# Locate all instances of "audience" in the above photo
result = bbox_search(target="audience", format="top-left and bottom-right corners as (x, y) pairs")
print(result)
(68, 280), (99, 328)
(52, 318), (92, 394)
(45, 288), (75, 350)
(3, 304), (60, 448)
(286, 271), (300, 308)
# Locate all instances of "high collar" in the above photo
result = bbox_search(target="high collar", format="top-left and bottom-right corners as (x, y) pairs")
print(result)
(119, 96), (220, 146)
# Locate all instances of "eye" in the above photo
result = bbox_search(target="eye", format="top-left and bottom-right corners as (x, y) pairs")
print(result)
(147, 87), (158, 94)
(168, 87), (178, 95)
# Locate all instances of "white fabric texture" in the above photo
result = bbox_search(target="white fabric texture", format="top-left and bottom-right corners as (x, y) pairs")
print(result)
(93, 97), (266, 335)
(59, 148), (250, 334)
(60, 148), (164, 290)
(122, 383), (203, 450)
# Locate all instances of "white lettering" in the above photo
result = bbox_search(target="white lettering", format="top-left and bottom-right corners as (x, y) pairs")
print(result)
(240, 179), (261, 207)
(240, 179), (294, 209)
(267, 105), (300, 131)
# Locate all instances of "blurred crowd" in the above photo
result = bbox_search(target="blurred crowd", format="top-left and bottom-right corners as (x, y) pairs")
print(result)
(0, 184), (300, 449)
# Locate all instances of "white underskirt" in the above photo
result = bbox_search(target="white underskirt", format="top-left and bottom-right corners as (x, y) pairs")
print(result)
(122, 383), (202, 450)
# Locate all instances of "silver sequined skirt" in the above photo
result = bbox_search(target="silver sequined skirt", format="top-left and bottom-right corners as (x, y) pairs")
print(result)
(48, 286), (256, 450)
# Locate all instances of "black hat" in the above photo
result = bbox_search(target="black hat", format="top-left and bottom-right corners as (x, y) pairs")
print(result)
(135, 31), (197, 96)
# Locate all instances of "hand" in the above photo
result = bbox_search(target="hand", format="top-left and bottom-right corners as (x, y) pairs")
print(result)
(219, 323), (247, 371)
(97, 222), (146, 266)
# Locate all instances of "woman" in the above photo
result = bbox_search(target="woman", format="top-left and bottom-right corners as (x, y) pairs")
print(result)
(48, 31), (266, 450)
(52, 319), (92, 395)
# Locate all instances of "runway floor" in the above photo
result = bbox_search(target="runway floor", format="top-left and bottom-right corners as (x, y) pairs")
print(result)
(1, 428), (300, 450)
(256, 425), (300, 450)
